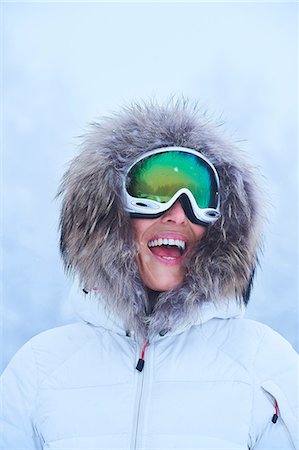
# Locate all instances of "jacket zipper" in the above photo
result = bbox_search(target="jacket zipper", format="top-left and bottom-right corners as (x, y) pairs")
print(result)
(131, 340), (149, 450)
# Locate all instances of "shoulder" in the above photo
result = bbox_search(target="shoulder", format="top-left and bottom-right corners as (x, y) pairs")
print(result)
(29, 321), (97, 352)
(199, 317), (299, 446)
(2, 322), (99, 382)
(203, 317), (298, 410)
(200, 317), (298, 371)
(29, 322), (100, 377)
(229, 318), (298, 370)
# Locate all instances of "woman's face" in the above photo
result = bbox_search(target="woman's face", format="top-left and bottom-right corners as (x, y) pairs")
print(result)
(131, 200), (207, 291)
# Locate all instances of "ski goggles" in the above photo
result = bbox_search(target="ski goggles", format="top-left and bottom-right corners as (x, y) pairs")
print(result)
(124, 147), (221, 225)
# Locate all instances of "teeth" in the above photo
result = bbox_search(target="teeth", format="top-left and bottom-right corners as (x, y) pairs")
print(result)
(148, 238), (186, 250)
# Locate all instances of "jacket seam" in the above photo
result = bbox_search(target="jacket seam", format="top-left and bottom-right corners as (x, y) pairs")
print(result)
(39, 381), (132, 390)
(37, 336), (98, 386)
(152, 379), (251, 385)
(197, 326), (254, 378)
(252, 327), (269, 373)
(198, 325), (268, 449)
(30, 330), (98, 417)
(46, 431), (129, 444)
(254, 328), (298, 419)
(1, 343), (43, 444)
(248, 328), (270, 449)
(28, 340), (43, 444)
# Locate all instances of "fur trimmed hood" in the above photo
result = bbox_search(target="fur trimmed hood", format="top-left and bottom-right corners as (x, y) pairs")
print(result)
(58, 99), (264, 341)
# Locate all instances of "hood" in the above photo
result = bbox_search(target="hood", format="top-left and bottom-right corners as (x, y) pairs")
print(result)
(58, 99), (264, 341)
(70, 281), (246, 340)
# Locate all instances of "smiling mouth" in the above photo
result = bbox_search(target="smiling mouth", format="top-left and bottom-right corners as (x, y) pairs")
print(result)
(147, 237), (187, 260)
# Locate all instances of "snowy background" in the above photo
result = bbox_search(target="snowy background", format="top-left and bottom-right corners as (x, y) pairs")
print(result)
(2, 1), (298, 372)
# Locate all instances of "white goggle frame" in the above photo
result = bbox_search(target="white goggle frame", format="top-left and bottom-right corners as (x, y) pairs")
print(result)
(123, 146), (221, 225)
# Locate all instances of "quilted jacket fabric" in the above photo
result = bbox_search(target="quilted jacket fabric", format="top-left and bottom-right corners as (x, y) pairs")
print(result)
(1, 288), (298, 449)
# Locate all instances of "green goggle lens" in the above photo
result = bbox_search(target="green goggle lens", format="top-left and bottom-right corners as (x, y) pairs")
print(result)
(126, 151), (218, 209)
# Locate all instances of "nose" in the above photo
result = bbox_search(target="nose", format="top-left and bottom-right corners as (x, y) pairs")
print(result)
(160, 200), (188, 225)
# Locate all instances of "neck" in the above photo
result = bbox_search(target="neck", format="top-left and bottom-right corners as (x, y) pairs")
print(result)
(146, 288), (161, 314)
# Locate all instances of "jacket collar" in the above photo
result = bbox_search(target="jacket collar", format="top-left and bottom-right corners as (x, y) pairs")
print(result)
(70, 281), (245, 341)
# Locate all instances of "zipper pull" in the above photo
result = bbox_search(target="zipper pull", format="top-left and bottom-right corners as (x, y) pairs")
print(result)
(272, 400), (279, 423)
(136, 340), (149, 372)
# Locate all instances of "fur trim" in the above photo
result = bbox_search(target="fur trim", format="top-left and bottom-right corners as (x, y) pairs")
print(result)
(57, 99), (264, 340)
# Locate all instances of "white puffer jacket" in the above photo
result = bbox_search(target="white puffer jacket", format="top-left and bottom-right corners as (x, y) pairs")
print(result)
(1, 289), (298, 450)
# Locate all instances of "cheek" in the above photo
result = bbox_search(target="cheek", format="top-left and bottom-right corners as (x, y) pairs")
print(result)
(135, 250), (156, 288)
(130, 219), (155, 243)
(192, 224), (207, 241)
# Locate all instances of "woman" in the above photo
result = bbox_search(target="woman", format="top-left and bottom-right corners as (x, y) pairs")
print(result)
(1, 99), (298, 449)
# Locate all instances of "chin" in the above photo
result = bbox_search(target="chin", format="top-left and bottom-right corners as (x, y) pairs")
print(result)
(145, 277), (184, 292)
(137, 258), (186, 292)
